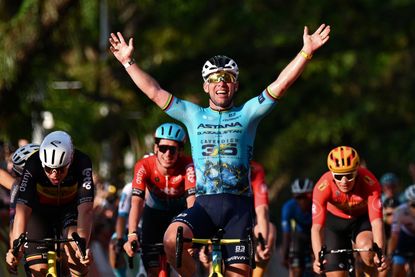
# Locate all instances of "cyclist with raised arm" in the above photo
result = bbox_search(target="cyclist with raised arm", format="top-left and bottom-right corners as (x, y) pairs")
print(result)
(6, 131), (94, 276)
(109, 23), (330, 277)
(387, 184), (415, 277)
(311, 146), (388, 276)
(123, 123), (196, 277)
(281, 178), (314, 277)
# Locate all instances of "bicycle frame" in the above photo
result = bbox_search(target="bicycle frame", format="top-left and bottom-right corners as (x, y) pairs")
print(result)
(12, 232), (86, 277)
(175, 226), (255, 277)
(130, 241), (169, 277)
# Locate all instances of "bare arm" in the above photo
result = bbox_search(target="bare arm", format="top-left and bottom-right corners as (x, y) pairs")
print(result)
(124, 195), (144, 257)
(109, 32), (171, 108)
(267, 24), (331, 99)
(0, 168), (15, 190)
(186, 194), (195, 208)
(10, 203), (31, 247)
(77, 202), (94, 246)
(311, 223), (324, 274)
(115, 215), (127, 240)
(254, 204), (270, 260)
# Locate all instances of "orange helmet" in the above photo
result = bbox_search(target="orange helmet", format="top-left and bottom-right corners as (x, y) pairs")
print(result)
(327, 146), (360, 173)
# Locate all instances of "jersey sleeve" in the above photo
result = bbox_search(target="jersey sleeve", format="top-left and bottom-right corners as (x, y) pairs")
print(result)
(131, 159), (147, 199)
(117, 183), (132, 218)
(164, 96), (201, 127)
(15, 155), (38, 208)
(251, 161), (269, 207)
(362, 169), (383, 222)
(312, 173), (331, 226)
(281, 201), (293, 233)
(76, 151), (95, 205)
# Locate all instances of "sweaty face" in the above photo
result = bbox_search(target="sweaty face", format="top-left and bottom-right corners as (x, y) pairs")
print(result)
(155, 139), (180, 169)
(204, 71), (238, 110)
(332, 171), (357, 193)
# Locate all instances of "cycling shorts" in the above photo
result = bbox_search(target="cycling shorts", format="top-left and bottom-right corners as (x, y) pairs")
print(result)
(323, 212), (371, 272)
(392, 230), (415, 265)
(24, 203), (78, 266)
(141, 204), (185, 269)
(173, 194), (254, 265)
(289, 232), (312, 268)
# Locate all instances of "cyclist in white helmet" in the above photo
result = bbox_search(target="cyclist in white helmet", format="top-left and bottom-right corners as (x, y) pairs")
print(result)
(281, 178), (314, 277)
(387, 184), (415, 277)
(109, 22), (330, 276)
(6, 131), (95, 276)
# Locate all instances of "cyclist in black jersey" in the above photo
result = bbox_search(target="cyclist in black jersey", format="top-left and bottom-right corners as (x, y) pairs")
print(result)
(6, 131), (94, 277)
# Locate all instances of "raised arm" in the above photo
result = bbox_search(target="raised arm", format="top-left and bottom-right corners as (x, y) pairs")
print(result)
(267, 24), (331, 99)
(109, 32), (171, 108)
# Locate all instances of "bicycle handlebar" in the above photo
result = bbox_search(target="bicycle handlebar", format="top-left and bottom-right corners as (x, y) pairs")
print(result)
(257, 233), (265, 250)
(12, 232), (87, 260)
(128, 240), (138, 269)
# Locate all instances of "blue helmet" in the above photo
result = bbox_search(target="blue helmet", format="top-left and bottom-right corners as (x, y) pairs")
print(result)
(380, 172), (399, 186)
(154, 123), (186, 143)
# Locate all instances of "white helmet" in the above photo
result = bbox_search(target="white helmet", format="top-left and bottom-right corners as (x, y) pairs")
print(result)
(40, 131), (74, 168)
(291, 178), (314, 194)
(202, 55), (239, 82)
(405, 184), (415, 202)
(12, 143), (40, 176)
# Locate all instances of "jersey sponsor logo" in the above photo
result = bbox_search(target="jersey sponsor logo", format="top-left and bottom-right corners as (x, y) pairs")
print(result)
(19, 171), (32, 192)
(201, 143), (238, 157)
(363, 175), (375, 186)
(317, 180), (329, 191)
(82, 168), (93, 190)
(312, 200), (322, 218)
(135, 166), (146, 184)
(197, 122), (243, 129)
(186, 166), (196, 183)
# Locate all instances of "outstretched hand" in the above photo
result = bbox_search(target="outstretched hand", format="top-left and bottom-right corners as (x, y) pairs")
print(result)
(303, 24), (331, 54)
(109, 32), (134, 65)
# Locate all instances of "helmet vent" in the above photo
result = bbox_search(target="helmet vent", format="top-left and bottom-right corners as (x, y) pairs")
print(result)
(43, 149), (48, 163)
(51, 149), (56, 164)
(59, 152), (66, 165)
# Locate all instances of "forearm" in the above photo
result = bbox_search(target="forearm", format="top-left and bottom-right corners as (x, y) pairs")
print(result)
(255, 205), (270, 239)
(11, 204), (31, 247)
(115, 216), (127, 239)
(186, 195), (195, 208)
(311, 224), (324, 258)
(0, 168), (14, 190)
(77, 202), (94, 246)
(267, 51), (310, 98)
(128, 196), (144, 233)
(387, 233), (398, 256)
(125, 64), (171, 108)
(371, 218), (385, 250)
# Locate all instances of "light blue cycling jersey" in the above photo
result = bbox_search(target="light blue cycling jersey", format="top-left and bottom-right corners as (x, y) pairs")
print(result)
(164, 89), (278, 196)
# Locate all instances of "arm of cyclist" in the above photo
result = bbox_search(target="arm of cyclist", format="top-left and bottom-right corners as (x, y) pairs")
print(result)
(311, 223), (325, 274)
(280, 231), (291, 268)
(267, 24), (330, 99)
(254, 204), (271, 260)
(6, 203), (31, 270)
(124, 195), (144, 257)
(75, 201), (94, 265)
(0, 168), (15, 190)
(371, 218), (389, 271)
(109, 32), (171, 108)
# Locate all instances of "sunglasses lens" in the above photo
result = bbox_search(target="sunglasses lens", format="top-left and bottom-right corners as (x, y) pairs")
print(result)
(44, 166), (65, 174)
(333, 173), (355, 181)
(207, 72), (236, 83)
(158, 145), (177, 155)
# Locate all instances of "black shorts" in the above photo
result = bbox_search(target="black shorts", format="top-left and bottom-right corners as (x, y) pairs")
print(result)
(24, 203), (78, 266)
(141, 204), (185, 269)
(289, 232), (312, 268)
(323, 212), (371, 272)
(172, 194), (254, 265)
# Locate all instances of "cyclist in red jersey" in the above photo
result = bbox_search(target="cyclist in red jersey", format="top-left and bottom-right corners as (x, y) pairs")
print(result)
(311, 146), (388, 276)
(123, 123), (196, 277)
(250, 160), (276, 277)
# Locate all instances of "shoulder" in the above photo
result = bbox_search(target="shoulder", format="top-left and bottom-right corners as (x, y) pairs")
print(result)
(73, 149), (92, 164)
(356, 167), (380, 188)
(314, 172), (333, 193)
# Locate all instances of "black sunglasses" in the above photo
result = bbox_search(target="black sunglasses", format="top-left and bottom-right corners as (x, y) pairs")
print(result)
(43, 165), (67, 175)
(158, 145), (178, 155)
